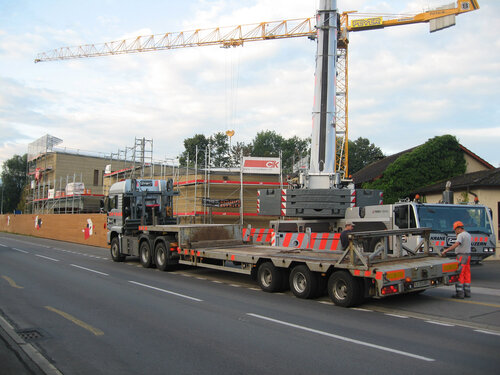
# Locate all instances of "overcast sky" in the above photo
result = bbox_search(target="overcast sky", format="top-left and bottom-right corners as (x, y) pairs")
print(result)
(1, 0), (499, 171)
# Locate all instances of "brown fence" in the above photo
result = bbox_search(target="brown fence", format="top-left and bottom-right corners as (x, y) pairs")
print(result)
(0, 214), (108, 248)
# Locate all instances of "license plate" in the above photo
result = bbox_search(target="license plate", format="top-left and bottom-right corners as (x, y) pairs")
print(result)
(414, 280), (431, 288)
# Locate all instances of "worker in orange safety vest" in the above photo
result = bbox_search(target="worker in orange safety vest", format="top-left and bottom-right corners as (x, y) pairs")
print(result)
(441, 221), (472, 299)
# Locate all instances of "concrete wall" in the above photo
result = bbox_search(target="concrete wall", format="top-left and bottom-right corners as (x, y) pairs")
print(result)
(0, 214), (108, 248)
(423, 188), (499, 260)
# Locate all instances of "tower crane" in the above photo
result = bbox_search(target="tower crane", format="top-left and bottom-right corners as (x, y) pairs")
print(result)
(35, 0), (479, 179)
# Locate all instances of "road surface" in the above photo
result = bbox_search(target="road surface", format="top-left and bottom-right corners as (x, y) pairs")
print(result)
(1, 233), (499, 374)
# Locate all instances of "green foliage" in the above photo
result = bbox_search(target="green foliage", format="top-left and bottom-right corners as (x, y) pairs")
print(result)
(363, 135), (466, 203)
(1, 154), (28, 213)
(348, 137), (384, 175)
(178, 130), (309, 173)
(251, 131), (284, 157)
(179, 134), (209, 167)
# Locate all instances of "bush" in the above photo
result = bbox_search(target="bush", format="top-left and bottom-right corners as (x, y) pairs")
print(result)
(363, 135), (465, 203)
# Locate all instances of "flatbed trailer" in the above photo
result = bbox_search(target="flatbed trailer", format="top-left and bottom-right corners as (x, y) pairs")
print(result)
(109, 224), (460, 307)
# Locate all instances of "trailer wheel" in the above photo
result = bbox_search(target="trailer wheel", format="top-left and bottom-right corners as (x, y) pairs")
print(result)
(257, 262), (285, 293)
(289, 265), (319, 299)
(110, 237), (125, 262)
(327, 271), (362, 307)
(140, 241), (153, 268)
(155, 242), (170, 271)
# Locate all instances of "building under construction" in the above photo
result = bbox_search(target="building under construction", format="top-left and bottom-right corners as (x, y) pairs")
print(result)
(26, 135), (283, 228)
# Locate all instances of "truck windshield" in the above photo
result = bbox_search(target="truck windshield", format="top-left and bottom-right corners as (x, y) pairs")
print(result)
(416, 205), (493, 235)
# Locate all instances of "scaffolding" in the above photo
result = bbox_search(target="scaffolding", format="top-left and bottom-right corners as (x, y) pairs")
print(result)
(29, 173), (104, 214)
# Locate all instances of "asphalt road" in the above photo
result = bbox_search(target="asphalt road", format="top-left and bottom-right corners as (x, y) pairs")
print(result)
(1, 233), (499, 375)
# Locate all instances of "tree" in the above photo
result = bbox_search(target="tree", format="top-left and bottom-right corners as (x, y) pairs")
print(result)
(210, 132), (231, 168)
(1, 154), (27, 213)
(348, 137), (384, 175)
(231, 141), (252, 161)
(251, 130), (284, 157)
(363, 135), (466, 203)
(250, 131), (309, 173)
(281, 136), (310, 174)
(179, 134), (209, 167)
(178, 130), (310, 172)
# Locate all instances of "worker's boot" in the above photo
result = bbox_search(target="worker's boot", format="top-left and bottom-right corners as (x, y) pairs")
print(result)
(464, 284), (471, 298)
(452, 283), (464, 299)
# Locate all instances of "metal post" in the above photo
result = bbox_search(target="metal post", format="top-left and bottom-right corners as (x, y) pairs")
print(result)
(185, 155), (189, 218)
(204, 147), (208, 223)
(194, 145), (198, 223)
(1, 183), (4, 214)
(239, 149), (243, 225)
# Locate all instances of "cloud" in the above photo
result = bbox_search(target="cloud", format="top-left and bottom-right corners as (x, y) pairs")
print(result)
(0, 0), (499, 172)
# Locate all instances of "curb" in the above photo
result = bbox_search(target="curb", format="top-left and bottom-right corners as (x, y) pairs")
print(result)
(0, 315), (63, 375)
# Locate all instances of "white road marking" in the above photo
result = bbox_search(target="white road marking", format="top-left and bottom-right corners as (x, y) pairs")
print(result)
(318, 301), (334, 305)
(474, 329), (500, 337)
(384, 313), (409, 319)
(35, 254), (59, 262)
(70, 264), (109, 276)
(12, 248), (29, 254)
(351, 307), (372, 312)
(425, 321), (455, 327)
(0, 244), (8, 247)
(230, 284), (241, 288)
(247, 313), (434, 362)
(128, 281), (203, 302)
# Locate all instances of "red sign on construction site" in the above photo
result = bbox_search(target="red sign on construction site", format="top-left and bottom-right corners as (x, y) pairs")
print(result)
(242, 157), (280, 174)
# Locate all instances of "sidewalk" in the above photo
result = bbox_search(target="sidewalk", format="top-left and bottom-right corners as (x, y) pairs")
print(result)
(0, 315), (61, 375)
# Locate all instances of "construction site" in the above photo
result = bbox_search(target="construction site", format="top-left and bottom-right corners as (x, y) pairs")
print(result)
(2, 0), (497, 260)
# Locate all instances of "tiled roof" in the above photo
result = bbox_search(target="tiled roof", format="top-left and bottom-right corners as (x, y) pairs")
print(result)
(415, 168), (500, 194)
(352, 143), (493, 187)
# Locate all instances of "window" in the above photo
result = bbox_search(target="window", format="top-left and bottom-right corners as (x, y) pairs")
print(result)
(93, 169), (99, 186)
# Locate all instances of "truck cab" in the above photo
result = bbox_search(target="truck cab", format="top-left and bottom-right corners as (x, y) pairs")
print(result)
(106, 179), (178, 244)
(345, 202), (496, 262)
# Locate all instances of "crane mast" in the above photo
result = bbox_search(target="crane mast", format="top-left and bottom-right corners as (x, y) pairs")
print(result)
(308, 0), (339, 188)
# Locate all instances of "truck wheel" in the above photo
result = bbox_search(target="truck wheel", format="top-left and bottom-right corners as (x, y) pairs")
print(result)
(369, 238), (385, 253)
(155, 242), (174, 271)
(327, 271), (361, 307)
(140, 241), (153, 268)
(110, 237), (125, 262)
(289, 265), (319, 299)
(257, 262), (285, 293)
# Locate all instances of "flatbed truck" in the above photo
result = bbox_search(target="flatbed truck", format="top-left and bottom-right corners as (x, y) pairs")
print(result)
(106, 178), (461, 307)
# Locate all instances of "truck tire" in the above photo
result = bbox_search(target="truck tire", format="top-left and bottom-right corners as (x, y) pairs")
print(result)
(140, 241), (153, 268)
(369, 238), (385, 253)
(327, 271), (362, 307)
(155, 242), (173, 271)
(110, 237), (126, 262)
(289, 265), (320, 299)
(257, 262), (286, 293)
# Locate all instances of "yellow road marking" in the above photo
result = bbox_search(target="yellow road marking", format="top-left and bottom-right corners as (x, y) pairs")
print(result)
(45, 306), (104, 336)
(1, 275), (24, 289)
(434, 297), (500, 309)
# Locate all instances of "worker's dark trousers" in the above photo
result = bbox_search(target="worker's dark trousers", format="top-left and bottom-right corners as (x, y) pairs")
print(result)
(456, 255), (471, 298)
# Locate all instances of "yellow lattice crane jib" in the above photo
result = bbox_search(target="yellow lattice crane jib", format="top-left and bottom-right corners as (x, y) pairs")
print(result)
(335, 0), (479, 177)
(35, 1), (479, 178)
